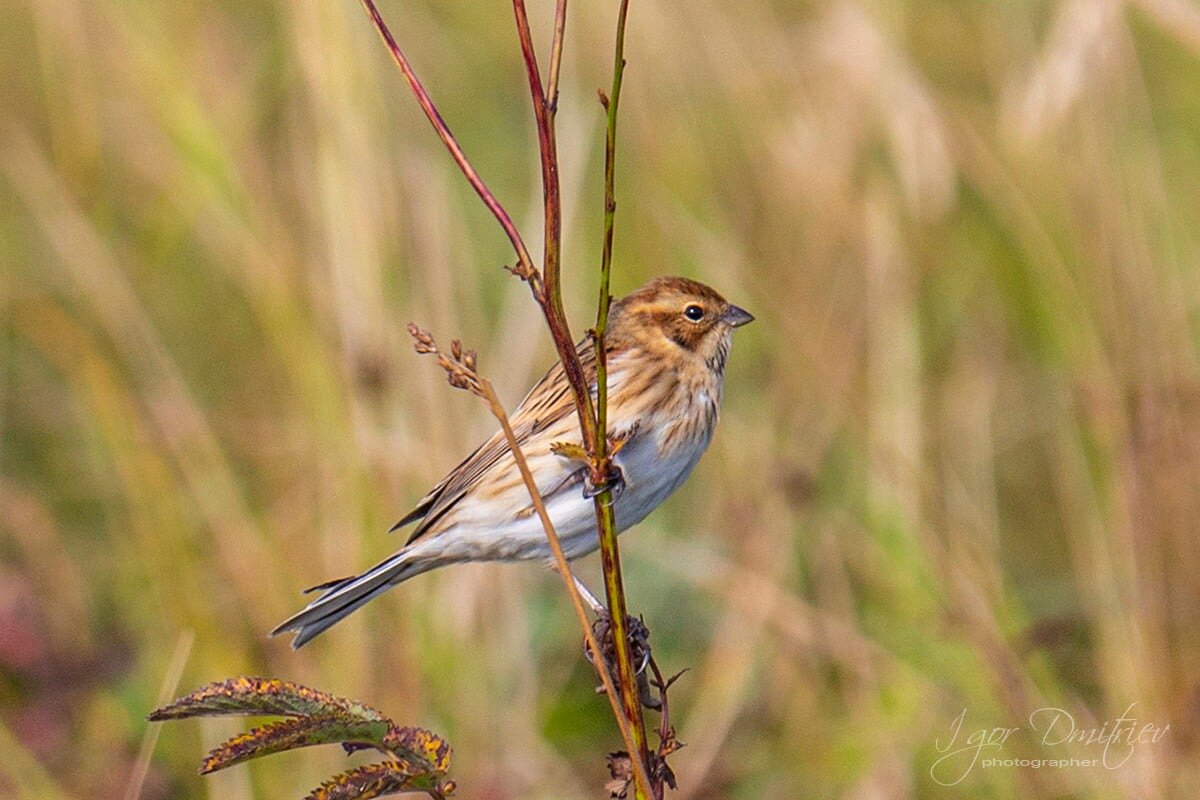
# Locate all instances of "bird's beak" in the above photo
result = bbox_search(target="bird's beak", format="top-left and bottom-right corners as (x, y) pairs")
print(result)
(723, 304), (755, 328)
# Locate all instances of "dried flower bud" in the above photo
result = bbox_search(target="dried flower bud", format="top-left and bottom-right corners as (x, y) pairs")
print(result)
(605, 752), (632, 798)
(407, 322), (437, 354)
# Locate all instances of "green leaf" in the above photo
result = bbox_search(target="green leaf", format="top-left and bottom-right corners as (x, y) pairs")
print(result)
(550, 441), (588, 461)
(150, 676), (454, 780)
(200, 715), (392, 774)
(149, 677), (453, 793)
(147, 677), (386, 722)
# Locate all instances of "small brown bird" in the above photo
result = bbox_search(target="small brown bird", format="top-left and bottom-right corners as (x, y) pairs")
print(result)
(274, 276), (753, 647)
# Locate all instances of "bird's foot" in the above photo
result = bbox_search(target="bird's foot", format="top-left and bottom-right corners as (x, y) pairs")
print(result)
(583, 462), (625, 501)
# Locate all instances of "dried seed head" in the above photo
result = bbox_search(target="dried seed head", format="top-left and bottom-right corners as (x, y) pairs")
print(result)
(605, 752), (633, 798)
(408, 322), (437, 354)
(407, 323), (484, 397)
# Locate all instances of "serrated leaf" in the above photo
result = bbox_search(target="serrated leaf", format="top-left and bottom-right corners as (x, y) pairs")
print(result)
(150, 677), (453, 793)
(200, 715), (392, 774)
(550, 441), (587, 461)
(304, 761), (451, 800)
(148, 677), (386, 722)
(382, 727), (452, 774)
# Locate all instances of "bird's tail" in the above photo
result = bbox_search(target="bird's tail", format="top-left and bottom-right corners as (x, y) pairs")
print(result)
(270, 548), (440, 649)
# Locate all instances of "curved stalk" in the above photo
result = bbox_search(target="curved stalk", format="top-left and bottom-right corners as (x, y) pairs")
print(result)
(357, 0), (537, 281)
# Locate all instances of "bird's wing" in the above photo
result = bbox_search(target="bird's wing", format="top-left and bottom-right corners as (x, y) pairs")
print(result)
(392, 340), (596, 545)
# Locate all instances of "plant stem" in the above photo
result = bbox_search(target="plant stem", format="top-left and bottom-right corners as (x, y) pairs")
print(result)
(511, 2), (651, 794)
(510, 1), (600, 457)
(547, 0), (568, 113)
(356, 0), (538, 283)
(591, 1), (651, 796)
(361, 0), (597, 452)
(510, 0), (558, 291)
(359, 2), (654, 795)
(474, 378), (652, 795)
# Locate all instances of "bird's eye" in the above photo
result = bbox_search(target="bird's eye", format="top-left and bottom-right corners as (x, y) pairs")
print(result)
(683, 304), (705, 322)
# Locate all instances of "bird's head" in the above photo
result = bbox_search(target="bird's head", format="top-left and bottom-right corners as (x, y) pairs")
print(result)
(609, 276), (753, 373)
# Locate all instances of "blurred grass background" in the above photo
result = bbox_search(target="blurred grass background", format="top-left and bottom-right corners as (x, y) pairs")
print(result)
(3, 0), (1200, 797)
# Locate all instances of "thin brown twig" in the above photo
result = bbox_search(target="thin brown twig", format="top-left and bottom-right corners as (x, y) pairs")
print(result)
(509, 0), (601, 463)
(646, 657), (683, 792)
(547, 0), (569, 112)
(359, 0), (597, 454)
(648, 658), (681, 753)
(356, 0), (539, 283)
(509, 0), (558, 291)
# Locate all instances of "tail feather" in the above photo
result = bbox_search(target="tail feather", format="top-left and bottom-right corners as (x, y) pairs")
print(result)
(279, 582), (394, 649)
(302, 575), (356, 594)
(271, 551), (435, 649)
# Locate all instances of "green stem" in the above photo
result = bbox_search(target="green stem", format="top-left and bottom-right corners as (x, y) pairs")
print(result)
(593, 0), (652, 797)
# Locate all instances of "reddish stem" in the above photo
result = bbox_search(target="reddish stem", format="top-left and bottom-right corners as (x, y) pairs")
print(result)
(357, 0), (538, 282)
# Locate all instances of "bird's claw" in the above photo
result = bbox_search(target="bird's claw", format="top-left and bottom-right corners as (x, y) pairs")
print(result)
(583, 463), (625, 501)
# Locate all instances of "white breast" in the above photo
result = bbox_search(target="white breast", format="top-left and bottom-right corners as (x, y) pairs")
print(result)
(610, 417), (713, 533)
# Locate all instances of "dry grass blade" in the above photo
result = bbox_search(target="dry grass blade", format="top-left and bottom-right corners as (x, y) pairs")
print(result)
(122, 629), (194, 800)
